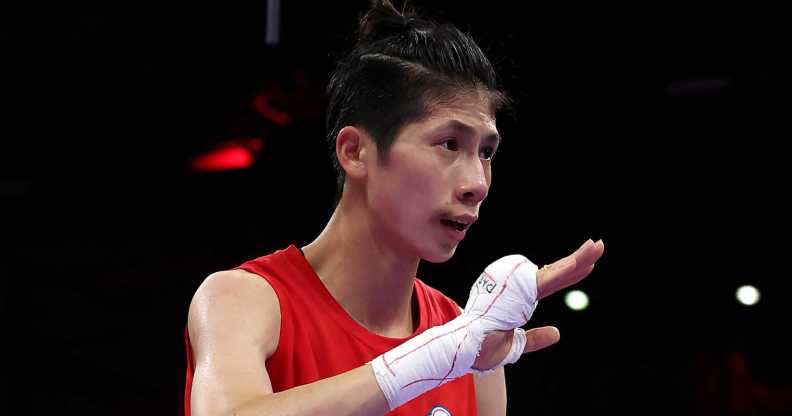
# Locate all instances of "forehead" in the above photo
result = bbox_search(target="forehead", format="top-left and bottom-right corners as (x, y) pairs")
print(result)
(411, 91), (499, 135)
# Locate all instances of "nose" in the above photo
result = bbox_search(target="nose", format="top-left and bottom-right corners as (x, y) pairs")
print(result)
(455, 157), (490, 206)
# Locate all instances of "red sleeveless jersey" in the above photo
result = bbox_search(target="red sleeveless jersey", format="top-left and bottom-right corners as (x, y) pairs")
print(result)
(184, 244), (477, 415)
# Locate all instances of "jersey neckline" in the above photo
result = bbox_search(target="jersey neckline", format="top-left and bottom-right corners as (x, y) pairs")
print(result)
(283, 244), (430, 347)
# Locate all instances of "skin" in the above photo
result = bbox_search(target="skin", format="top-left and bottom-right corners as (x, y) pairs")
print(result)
(187, 90), (606, 415)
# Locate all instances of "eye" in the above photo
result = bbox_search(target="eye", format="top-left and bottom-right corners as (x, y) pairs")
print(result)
(440, 138), (460, 151)
(479, 146), (496, 160)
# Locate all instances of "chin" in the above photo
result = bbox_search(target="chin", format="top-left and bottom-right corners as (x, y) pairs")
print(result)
(421, 244), (458, 263)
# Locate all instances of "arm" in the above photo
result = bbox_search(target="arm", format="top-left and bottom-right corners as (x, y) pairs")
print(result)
(475, 368), (507, 416)
(456, 303), (505, 416)
(187, 270), (389, 416)
(189, 239), (604, 416)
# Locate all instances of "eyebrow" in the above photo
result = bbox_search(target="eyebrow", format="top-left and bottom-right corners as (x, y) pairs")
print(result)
(435, 119), (501, 146)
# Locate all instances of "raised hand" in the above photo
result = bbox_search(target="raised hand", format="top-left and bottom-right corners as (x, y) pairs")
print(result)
(472, 239), (605, 370)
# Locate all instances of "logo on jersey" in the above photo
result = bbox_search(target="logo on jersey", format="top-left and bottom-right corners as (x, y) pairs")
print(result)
(428, 405), (452, 416)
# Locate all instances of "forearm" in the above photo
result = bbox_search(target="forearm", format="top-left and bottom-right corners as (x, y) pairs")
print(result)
(233, 364), (388, 416)
(475, 367), (506, 416)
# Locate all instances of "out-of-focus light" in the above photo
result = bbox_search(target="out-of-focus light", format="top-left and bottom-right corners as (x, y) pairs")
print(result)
(253, 93), (292, 126)
(248, 137), (264, 152)
(736, 285), (760, 306)
(192, 145), (255, 172)
(565, 290), (589, 311)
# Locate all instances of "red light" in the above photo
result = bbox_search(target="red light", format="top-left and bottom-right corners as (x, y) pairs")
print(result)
(253, 94), (292, 126)
(247, 137), (264, 152)
(192, 145), (255, 172)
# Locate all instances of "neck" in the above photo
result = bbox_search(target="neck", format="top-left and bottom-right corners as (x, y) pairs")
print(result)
(302, 193), (420, 338)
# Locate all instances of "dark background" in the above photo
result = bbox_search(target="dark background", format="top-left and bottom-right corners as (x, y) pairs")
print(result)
(4, 2), (790, 414)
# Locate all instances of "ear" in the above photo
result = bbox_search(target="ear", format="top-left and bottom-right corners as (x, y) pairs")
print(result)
(336, 126), (372, 180)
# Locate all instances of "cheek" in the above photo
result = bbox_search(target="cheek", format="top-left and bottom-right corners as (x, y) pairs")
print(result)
(377, 154), (441, 222)
(400, 157), (445, 200)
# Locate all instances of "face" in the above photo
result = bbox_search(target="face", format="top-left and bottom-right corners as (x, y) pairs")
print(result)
(364, 91), (501, 263)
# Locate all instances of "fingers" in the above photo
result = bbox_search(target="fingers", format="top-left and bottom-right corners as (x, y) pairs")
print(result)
(537, 239), (604, 299)
(577, 239), (605, 267)
(567, 264), (596, 286)
(522, 326), (561, 353)
(536, 258), (576, 299)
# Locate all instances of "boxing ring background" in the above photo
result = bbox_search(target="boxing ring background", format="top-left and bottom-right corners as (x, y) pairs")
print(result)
(4, 2), (789, 414)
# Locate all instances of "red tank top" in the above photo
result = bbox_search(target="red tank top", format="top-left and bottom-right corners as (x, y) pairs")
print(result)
(184, 244), (477, 415)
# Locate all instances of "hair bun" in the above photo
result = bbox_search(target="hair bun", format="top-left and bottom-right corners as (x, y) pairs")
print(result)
(358, 0), (415, 44)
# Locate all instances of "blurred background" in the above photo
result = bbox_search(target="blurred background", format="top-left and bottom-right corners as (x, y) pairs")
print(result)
(4, 1), (791, 414)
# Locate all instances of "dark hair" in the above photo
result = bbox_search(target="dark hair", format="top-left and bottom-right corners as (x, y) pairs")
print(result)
(326, 0), (512, 203)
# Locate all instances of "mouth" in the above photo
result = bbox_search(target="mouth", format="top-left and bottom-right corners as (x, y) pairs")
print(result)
(438, 213), (477, 234)
(440, 218), (470, 232)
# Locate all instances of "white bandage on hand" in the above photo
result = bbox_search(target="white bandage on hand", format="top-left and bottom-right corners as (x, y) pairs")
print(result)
(370, 255), (539, 410)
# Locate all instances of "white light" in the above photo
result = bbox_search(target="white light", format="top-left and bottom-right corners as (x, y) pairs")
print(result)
(565, 290), (589, 311)
(736, 285), (760, 306)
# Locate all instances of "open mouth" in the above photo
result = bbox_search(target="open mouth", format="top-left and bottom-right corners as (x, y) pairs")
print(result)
(440, 219), (468, 232)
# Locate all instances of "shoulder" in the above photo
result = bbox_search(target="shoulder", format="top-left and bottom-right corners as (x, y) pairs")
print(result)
(188, 269), (281, 357)
(193, 269), (279, 309)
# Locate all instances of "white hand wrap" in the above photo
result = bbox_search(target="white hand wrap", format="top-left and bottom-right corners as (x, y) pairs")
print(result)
(370, 255), (539, 410)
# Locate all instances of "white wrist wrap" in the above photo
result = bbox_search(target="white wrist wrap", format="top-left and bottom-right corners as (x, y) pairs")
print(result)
(370, 255), (538, 410)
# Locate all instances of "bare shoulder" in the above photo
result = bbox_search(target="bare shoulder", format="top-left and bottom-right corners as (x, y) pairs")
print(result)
(188, 269), (281, 358)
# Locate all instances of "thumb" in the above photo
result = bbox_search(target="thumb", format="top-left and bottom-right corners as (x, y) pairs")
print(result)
(522, 326), (561, 354)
